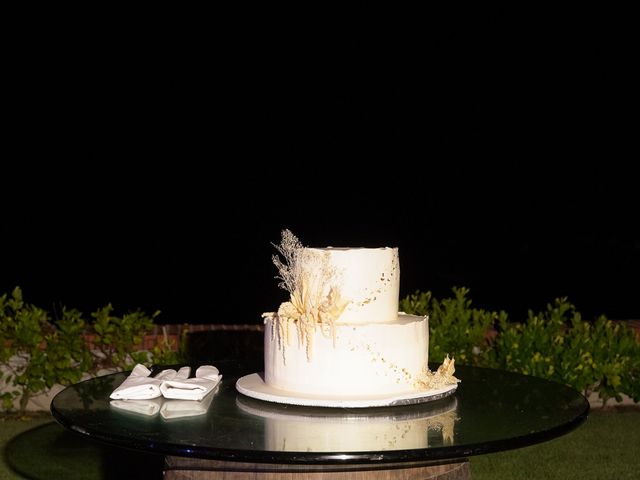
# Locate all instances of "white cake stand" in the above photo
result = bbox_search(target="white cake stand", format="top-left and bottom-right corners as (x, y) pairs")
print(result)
(235, 373), (458, 408)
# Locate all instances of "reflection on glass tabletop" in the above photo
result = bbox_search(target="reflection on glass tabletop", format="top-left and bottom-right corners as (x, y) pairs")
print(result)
(51, 365), (588, 464)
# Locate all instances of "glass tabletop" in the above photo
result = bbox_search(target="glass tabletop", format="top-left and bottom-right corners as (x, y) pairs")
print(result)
(51, 364), (589, 464)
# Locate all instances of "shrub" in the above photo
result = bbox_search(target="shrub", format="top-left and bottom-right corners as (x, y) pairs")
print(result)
(39, 307), (94, 396)
(401, 287), (505, 366)
(487, 298), (640, 405)
(585, 316), (640, 405)
(90, 304), (158, 371)
(488, 299), (578, 386)
(0, 287), (52, 412)
(0, 287), (183, 413)
(402, 289), (640, 406)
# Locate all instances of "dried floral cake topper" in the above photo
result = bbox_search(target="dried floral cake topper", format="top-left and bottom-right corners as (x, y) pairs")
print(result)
(263, 229), (348, 360)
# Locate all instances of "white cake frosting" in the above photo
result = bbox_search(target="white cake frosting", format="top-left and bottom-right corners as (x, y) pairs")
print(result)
(299, 247), (400, 324)
(261, 230), (457, 399)
(264, 313), (428, 396)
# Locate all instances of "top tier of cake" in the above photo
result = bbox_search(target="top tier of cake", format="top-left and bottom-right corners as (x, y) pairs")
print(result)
(299, 246), (399, 324)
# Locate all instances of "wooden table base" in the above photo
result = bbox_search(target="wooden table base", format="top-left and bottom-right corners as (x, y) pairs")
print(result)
(163, 456), (470, 480)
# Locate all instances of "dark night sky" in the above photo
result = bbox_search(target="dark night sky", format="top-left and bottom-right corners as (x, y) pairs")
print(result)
(2, 17), (638, 324)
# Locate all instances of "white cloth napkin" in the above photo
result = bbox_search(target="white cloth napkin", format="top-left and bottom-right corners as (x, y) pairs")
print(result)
(160, 365), (222, 401)
(110, 398), (163, 416)
(160, 385), (218, 420)
(110, 365), (191, 400)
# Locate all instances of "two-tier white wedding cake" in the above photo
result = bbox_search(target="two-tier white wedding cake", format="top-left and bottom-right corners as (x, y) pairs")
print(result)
(258, 230), (457, 400)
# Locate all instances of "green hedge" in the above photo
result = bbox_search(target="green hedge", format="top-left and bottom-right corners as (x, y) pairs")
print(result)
(401, 287), (640, 406)
(3, 285), (639, 412)
(0, 287), (183, 413)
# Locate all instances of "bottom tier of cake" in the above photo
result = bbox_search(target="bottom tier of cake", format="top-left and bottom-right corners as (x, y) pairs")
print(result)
(264, 314), (429, 396)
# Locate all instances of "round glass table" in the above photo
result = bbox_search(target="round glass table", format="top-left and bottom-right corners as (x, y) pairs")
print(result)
(51, 364), (589, 479)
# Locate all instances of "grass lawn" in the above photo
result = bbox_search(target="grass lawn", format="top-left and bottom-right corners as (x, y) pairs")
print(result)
(471, 409), (640, 480)
(1, 410), (639, 479)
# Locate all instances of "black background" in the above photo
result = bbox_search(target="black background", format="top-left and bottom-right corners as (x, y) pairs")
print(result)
(2, 13), (637, 324)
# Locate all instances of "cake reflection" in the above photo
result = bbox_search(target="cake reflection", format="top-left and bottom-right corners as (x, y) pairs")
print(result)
(236, 395), (457, 452)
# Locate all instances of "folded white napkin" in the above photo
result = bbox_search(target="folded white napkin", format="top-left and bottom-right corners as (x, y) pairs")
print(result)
(110, 365), (191, 400)
(160, 365), (222, 401)
(160, 385), (218, 420)
(110, 398), (164, 416)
